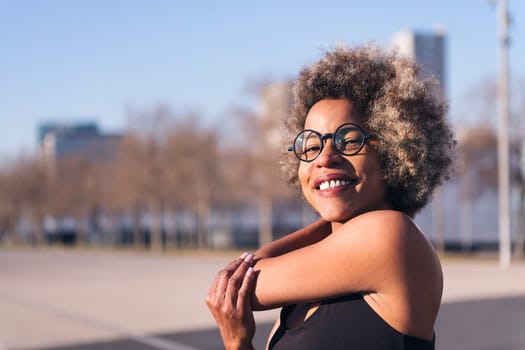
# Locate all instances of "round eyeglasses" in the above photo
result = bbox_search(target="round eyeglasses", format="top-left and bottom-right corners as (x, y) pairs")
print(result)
(288, 122), (374, 162)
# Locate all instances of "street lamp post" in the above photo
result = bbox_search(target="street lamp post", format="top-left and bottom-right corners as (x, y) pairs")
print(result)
(497, 0), (511, 268)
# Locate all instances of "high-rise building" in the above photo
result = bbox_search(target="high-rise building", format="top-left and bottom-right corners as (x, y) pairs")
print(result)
(257, 81), (293, 149)
(38, 121), (122, 176)
(390, 29), (446, 96)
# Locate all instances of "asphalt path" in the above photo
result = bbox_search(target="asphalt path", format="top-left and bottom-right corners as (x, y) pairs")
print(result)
(2, 249), (525, 350)
(31, 295), (525, 350)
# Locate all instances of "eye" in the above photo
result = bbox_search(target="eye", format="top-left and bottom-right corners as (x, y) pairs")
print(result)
(301, 143), (321, 160)
(335, 127), (363, 152)
(303, 145), (320, 154)
(338, 137), (362, 150)
(297, 132), (321, 158)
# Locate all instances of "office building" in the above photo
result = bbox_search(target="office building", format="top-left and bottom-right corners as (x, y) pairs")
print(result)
(38, 121), (122, 176)
(390, 29), (446, 95)
(257, 81), (293, 149)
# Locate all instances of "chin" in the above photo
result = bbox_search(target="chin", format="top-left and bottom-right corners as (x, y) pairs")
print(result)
(318, 209), (354, 223)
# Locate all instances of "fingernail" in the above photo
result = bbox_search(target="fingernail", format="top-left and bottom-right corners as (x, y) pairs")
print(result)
(240, 252), (249, 259)
(246, 267), (254, 276)
(244, 254), (254, 263)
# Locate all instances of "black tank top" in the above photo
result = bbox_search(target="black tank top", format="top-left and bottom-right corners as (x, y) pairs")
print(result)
(268, 294), (435, 350)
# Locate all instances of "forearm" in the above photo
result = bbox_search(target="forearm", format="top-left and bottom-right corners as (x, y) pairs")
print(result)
(254, 218), (331, 260)
(224, 338), (255, 350)
(236, 341), (255, 350)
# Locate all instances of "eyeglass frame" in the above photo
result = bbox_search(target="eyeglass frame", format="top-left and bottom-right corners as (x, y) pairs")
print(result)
(287, 122), (375, 162)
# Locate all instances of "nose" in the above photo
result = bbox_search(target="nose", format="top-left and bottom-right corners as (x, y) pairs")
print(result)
(315, 138), (343, 167)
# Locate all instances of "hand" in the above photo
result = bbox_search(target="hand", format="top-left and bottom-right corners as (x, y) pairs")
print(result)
(206, 253), (256, 350)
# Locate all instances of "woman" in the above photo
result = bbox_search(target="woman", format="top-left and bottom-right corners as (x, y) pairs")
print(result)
(206, 44), (455, 350)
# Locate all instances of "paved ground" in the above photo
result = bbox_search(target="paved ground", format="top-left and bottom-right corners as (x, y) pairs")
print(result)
(1, 248), (525, 350)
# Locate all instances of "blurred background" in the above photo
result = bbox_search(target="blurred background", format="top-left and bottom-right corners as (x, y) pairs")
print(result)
(1, 0), (524, 256)
(1, 1), (525, 350)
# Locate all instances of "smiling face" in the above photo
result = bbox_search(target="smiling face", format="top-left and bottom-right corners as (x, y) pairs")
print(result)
(298, 98), (391, 229)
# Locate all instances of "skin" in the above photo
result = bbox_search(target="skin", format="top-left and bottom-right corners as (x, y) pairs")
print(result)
(206, 98), (443, 350)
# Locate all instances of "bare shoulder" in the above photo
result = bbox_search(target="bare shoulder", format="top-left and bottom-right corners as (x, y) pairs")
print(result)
(339, 209), (420, 236)
(335, 210), (436, 254)
(330, 210), (442, 290)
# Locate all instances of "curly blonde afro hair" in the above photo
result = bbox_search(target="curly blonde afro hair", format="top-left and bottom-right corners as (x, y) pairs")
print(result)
(282, 44), (455, 216)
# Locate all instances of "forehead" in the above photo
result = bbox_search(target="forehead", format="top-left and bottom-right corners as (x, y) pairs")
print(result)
(304, 98), (364, 130)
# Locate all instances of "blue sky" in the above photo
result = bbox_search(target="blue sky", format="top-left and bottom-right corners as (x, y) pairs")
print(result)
(1, 0), (524, 160)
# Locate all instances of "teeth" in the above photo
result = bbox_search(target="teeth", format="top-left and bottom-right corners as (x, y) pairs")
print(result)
(319, 179), (351, 190)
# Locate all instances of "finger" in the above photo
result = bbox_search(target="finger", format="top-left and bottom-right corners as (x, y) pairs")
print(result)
(212, 253), (248, 300)
(225, 254), (253, 306)
(236, 266), (255, 311)
(207, 253), (246, 304)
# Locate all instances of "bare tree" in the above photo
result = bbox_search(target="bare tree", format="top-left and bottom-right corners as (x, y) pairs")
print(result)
(110, 134), (148, 247)
(456, 126), (498, 250)
(227, 81), (298, 248)
(513, 140), (524, 258)
(3, 155), (50, 245)
(0, 167), (18, 244)
(121, 105), (221, 250)
(163, 116), (220, 248)
(512, 78), (525, 258)
(116, 131), (166, 250)
(457, 77), (525, 255)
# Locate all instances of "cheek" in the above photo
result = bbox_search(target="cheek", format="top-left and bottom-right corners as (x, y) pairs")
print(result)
(298, 164), (314, 201)
(297, 163), (308, 186)
(363, 159), (387, 196)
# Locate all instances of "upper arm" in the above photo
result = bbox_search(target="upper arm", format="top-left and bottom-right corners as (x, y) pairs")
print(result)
(254, 218), (331, 260)
(252, 210), (439, 310)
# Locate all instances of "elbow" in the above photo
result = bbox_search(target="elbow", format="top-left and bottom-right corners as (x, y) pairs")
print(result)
(249, 270), (267, 311)
(249, 266), (276, 311)
(251, 296), (266, 311)
(250, 258), (285, 311)
(251, 293), (276, 311)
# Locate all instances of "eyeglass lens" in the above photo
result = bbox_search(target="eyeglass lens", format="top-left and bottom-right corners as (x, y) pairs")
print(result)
(294, 124), (366, 161)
